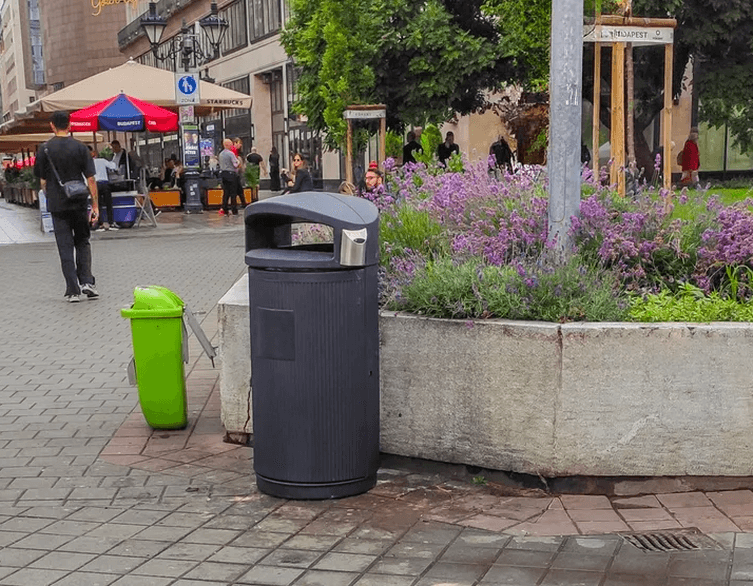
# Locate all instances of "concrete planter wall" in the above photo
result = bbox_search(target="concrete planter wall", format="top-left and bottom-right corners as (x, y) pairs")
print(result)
(218, 276), (753, 477)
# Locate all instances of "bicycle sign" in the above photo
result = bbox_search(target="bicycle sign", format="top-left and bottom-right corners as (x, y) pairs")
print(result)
(175, 72), (200, 105)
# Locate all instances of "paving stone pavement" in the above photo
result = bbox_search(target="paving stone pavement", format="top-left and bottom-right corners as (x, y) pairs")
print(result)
(3, 197), (753, 585)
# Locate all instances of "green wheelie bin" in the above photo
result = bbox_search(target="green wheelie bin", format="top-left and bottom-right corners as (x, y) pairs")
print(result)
(121, 286), (187, 429)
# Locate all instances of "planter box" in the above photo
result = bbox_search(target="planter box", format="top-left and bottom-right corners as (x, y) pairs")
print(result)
(218, 276), (753, 477)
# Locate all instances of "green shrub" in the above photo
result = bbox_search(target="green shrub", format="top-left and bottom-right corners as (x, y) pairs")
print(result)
(245, 164), (260, 188)
(629, 283), (753, 322)
(400, 258), (484, 318)
(379, 203), (446, 259)
(386, 131), (403, 159)
(415, 124), (442, 166)
(398, 256), (629, 322)
(19, 167), (41, 191)
(514, 259), (628, 322)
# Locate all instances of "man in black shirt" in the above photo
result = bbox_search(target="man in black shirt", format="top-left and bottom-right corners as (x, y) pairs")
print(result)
(437, 131), (460, 167)
(110, 139), (140, 180)
(490, 136), (513, 172)
(402, 131), (423, 165)
(34, 111), (99, 303)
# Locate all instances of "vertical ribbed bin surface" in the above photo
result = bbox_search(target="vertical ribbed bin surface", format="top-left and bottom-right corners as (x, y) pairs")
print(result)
(244, 192), (380, 500)
(249, 266), (380, 499)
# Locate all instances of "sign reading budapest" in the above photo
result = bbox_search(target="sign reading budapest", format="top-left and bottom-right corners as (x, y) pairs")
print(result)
(583, 25), (673, 45)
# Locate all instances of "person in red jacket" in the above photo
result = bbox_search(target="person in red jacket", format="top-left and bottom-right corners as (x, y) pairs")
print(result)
(680, 127), (700, 186)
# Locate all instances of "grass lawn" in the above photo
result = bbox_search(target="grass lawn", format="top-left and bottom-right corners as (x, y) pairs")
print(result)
(671, 185), (753, 221)
(706, 186), (753, 205)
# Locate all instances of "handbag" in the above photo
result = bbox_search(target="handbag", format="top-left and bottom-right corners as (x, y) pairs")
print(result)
(676, 149), (684, 166)
(44, 146), (90, 202)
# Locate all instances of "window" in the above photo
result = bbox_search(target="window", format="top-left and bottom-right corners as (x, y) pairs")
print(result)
(218, 0), (247, 55)
(249, 0), (281, 41)
(270, 71), (284, 114)
(222, 76), (252, 145)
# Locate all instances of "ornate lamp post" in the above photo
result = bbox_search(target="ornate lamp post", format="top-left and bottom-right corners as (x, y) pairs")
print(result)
(140, 2), (228, 213)
(141, 2), (228, 73)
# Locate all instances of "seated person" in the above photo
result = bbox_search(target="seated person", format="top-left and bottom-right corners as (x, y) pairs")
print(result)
(147, 158), (175, 190)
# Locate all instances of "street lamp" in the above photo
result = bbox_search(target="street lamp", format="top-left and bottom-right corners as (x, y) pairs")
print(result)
(139, 2), (228, 214)
(140, 2), (228, 72)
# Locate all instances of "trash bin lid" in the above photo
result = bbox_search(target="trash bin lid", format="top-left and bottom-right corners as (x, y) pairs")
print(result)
(244, 192), (379, 269)
(121, 286), (184, 319)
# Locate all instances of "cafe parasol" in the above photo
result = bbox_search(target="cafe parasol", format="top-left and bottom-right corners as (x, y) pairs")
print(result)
(69, 93), (178, 133)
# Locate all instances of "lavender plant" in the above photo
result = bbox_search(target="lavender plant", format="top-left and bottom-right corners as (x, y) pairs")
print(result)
(373, 153), (753, 322)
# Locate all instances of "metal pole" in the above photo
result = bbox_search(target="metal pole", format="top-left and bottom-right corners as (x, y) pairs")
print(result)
(548, 0), (584, 258)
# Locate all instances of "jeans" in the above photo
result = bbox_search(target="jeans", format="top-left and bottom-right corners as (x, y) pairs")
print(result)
(221, 172), (239, 213)
(96, 181), (113, 225)
(51, 209), (94, 296)
(236, 175), (247, 207)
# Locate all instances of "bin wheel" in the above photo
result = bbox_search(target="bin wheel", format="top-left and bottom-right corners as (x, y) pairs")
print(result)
(117, 221), (134, 229)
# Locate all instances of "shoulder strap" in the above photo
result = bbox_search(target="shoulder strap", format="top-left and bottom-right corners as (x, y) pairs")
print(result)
(44, 146), (65, 188)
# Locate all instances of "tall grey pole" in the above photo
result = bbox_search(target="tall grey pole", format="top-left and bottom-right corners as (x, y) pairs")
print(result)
(548, 0), (584, 258)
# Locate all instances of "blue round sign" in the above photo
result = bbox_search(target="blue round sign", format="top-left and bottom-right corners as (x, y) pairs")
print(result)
(178, 76), (198, 95)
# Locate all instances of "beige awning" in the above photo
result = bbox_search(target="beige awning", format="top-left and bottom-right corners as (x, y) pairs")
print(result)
(1, 59), (252, 135)
(0, 132), (107, 153)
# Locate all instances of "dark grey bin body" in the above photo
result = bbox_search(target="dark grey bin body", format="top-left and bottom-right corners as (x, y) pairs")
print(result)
(244, 192), (380, 499)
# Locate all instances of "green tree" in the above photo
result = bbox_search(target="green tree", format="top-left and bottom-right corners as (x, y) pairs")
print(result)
(666, 0), (753, 153)
(283, 0), (753, 158)
(282, 0), (517, 148)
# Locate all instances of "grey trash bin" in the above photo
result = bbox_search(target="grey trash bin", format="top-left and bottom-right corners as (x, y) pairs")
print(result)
(244, 192), (380, 499)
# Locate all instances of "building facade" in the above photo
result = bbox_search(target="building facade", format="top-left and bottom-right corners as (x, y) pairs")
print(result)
(36, 0), (127, 94)
(0, 0), (39, 122)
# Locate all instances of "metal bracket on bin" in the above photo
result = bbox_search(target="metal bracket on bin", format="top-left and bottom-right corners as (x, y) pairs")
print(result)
(184, 305), (217, 367)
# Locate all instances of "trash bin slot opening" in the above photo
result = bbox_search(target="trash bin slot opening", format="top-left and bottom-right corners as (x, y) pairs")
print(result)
(291, 222), (334, 246)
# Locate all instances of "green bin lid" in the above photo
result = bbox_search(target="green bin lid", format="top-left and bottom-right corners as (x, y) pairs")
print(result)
(121, 286), (184, 319)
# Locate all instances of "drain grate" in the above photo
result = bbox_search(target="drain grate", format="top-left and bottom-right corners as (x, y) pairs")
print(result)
(621, 529), (722, 552)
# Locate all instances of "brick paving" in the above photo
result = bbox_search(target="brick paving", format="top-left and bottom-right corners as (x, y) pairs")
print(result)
(3, 196), (753, 584)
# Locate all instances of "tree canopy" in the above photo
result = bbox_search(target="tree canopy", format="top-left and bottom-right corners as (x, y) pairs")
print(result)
(281, 0), (518, 148)
(282, 0), (753, 154)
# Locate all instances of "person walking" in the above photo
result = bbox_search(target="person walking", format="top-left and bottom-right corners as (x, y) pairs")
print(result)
(219, 138), (241, 215)
(88, 146), (118, 231)
(680, 127), (700, 186)
(269, 146), (280, 191)
(34, 111), (99, 303)
(232, 137), (247, 206)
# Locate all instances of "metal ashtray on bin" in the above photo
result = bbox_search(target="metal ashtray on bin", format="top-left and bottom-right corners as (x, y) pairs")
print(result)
(244, 191), (380, 499)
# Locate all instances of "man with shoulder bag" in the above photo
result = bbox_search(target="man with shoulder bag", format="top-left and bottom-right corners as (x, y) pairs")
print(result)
(34, 110), (99, 303)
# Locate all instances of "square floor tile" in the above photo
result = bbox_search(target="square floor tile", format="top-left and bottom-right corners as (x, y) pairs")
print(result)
(313, 552), (376, 572)
(294, 569), (360, 586)
(236, 565), (303, 585)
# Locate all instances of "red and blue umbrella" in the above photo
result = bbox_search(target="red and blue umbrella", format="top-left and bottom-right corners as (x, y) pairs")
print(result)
(70, 93), (178, 133)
